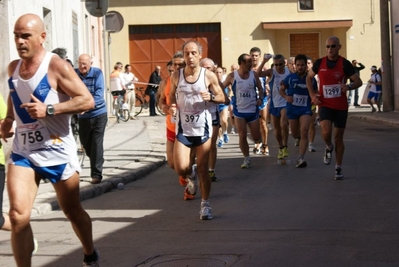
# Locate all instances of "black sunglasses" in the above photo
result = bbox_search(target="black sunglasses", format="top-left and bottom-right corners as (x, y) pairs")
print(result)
(326, 44), (337, 49)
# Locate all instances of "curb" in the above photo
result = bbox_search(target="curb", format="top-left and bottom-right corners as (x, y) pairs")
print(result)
(30, 159), (165, 218)
(349, 114), (399, 127)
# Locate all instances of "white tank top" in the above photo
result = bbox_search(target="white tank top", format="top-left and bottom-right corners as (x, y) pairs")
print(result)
(270, 68), (290, 108)
(175, 68), (213, 137)
(232, 70), (257, 113)
(8, 52), (78, 167)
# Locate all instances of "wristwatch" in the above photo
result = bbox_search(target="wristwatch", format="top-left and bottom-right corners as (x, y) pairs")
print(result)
(209, 93), (215, 102)
(46, 104), (55, 116)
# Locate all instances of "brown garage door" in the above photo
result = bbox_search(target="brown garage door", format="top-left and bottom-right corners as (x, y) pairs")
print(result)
(290, 33), (319, 62)
(129, 23), (221, 84)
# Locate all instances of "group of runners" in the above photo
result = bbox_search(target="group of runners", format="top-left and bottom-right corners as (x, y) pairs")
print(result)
(157, 36), (363, 221)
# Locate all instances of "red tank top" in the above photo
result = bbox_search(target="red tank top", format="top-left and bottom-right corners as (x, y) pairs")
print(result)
(318, 56), (348, 110)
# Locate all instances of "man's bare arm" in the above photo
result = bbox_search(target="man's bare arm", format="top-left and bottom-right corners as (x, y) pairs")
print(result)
(257, 57), (272, 77)
(348, 73), (363, 89)
(48, 56), (94, 115)
(218, 81), (231, 105)
(254, 72), (264, 100)
(306, 69), (320, 104)
(203, 71), (225, 104)
(222, 72), (234, 89)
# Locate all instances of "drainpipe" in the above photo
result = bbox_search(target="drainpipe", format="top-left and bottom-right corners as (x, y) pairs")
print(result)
(380, 0), (394, 111)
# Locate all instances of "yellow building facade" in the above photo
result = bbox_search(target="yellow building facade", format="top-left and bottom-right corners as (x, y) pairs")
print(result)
(108, 0), (381, 83)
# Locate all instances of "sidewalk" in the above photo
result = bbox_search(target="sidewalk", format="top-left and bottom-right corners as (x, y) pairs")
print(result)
(1, 105), (398, 218)
(348, 105), (399, 127)
(2, 111), (167, 218)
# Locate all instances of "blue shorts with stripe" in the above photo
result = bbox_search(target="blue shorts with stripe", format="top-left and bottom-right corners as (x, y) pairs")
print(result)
(10, 153), (79, 183)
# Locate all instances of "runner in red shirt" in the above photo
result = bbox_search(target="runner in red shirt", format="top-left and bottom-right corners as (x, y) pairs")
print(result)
(306, 36), (363, 180)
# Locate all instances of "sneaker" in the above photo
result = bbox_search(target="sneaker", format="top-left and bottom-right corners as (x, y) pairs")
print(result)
(371, 107), (376, 113)
(186, 164), (198, 195)
(282, 147), (289, 157)
(267, 122), (273, 131)
(294, 138), (300, 146)
(32, 238), (38, 256)
(278, 148), (284, 159)
(122, 103), (129, 110)
(223, 133), (229, 144)
(241, 158), (251, 169)
(209, 170), (217, 182)
(335, 167), (344, 180)
(184, 188), (195, 200)
(179, 176), (188, 186)
(230, 127), (236, 135)
(308, 143), (316, 152)
(199, 204), (213, 220)
(324, 145), (334, 165)
(83, 249), (100, 267)
(217, 139), (223, 148)
(253, 143), (262, 155)
(262, 144), (269, 156)
(296, 158), (307, 168)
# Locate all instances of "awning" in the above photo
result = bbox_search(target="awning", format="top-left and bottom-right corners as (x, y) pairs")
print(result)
(262, 20), (353, 30)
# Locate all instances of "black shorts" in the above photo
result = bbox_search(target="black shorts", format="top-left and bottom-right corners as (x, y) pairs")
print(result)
(318, 106), (348, 128)
(111, 90), (126, 97)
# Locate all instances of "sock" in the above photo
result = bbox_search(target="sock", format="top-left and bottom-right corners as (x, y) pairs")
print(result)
(208, 169), (214, 172)
(223, 131), (227, 135)
(245, 156), (250, 161)
(201, 199), (209, 207)
(84, 250), (98, 263)
(335, 165), (341, 169)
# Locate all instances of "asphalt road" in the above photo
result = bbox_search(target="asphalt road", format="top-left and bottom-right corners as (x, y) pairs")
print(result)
(1, 117), (399, 267)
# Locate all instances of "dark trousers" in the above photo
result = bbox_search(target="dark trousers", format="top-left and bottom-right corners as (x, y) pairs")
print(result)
(149, 91), (156, 115)
(0, 164), (5, 228)
(78, 113), (107, 179)
(348, 89), (359, 105)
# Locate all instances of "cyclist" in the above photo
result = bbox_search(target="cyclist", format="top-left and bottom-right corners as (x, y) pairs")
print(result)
(110, 62), (129, 111)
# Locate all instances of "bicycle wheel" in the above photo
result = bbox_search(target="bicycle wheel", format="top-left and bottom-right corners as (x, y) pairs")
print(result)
(77, 146), (86, 167)
(156, 103), (166, 116)
(115, 99), (121, 123)
(74, 132), (85, 167)
(135, 96), (143, 116)
(118, 107), (129, 122)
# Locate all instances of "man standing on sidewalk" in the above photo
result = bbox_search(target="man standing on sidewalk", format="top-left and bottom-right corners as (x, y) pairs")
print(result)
(306, 36), (362, 180)
(169, 41), (225, 220)
(146, 66), (162, 116)
(122, 64), (138, 119)
(2, 13), (98, 266)
(76, 54), (108, 185)
(348, 59), (365, 106)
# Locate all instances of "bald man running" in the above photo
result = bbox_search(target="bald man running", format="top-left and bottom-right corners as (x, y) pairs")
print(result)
(1, 13), (98, 266)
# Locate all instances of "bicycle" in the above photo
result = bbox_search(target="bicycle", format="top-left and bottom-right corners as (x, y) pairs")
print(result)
(134, 87), (165, 116)
(71, 114), (85, 167)
(111, 91), (130, 123)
